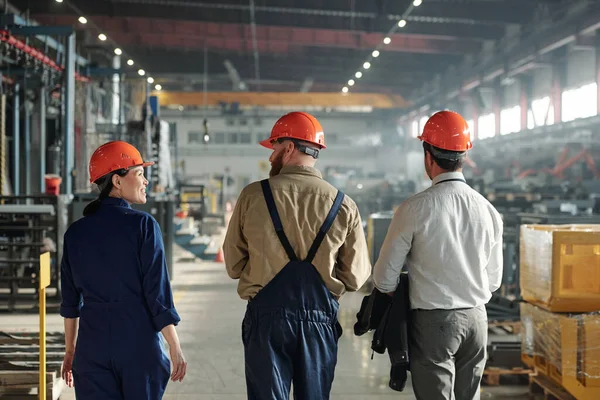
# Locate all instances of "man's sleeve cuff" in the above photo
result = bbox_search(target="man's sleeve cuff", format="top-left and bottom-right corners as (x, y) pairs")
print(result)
(153, 308), (181, 331)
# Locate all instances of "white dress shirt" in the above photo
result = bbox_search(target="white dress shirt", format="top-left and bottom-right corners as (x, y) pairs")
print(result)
(373, 172), (504, 310)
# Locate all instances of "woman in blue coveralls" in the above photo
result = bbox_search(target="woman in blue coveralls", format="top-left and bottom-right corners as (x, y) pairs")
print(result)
(59, 141), (187, 399)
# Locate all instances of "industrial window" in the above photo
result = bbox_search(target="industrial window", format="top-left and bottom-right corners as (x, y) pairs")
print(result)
(419, 116), (429, 132)
(239, 132), (252, 144)
(500, 105), (521, 135)
(411, 120), (419, 138)
(561, 82), (597, 122)
(188, 131), (202, 144)
(228, 132), (240, 144)
(478, 113), (496, 139)
(527, 96), (555, 129)
(214, 132), (226, 144)
(466, 119), (475, 140)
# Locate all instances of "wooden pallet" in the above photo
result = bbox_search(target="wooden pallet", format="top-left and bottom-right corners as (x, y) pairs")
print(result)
(483, 367), (532, 385)
(488, 320), (522, 334)
(529, 372), (576, 400)
(0, 331), (66, 400)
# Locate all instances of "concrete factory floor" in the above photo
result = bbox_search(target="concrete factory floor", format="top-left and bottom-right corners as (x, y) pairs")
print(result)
(0, 237), (531, 399)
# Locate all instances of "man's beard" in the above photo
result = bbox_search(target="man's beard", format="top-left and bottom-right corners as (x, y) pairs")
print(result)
(269, 152), (284, 177)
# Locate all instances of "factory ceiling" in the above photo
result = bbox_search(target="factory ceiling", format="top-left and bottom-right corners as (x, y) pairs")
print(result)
(19, 0), (579, 99)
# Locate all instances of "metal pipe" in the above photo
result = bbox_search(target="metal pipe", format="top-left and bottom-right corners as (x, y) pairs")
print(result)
(23, 78), (30, 195)
(145, 79), (152, 182)
(12, 83), (19, 195)
(0, 91), (5, 196)
(0, 10), (87, 67)
(203, 43), (208, 119)
(63, 33), (75, 195)
(248, 0), (261, 92)
(119, 74), (124, 135)
(0, 30), (89, 82)
(39, 86), (46, 193)
(112, 54), (121, 125)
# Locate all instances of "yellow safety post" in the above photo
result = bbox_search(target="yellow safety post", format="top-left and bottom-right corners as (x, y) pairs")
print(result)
(39, 252), (51, 400)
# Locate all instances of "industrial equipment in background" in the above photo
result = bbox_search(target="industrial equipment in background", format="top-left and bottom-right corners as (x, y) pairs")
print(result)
(0, 196), (70, 312)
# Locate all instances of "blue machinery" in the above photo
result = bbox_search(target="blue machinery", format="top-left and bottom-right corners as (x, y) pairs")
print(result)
(0, 13), (80, 196)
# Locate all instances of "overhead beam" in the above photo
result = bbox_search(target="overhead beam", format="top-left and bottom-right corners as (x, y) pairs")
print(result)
(152, 91), (411, 109)
(71, 0), (533, 26)
(151, 75), (417, 94)
(34, 15), (481, 55)
(131, 47), (451, 76)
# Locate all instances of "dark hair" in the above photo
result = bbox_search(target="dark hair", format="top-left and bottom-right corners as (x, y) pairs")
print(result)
(276, 138), (319, 159)
(423, 142), (465, 171)
(83, 169), (129, 216)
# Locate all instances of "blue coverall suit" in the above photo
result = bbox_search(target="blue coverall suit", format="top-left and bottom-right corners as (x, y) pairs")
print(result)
(242, 180), (344, 399)
(60, 197), (180, 399)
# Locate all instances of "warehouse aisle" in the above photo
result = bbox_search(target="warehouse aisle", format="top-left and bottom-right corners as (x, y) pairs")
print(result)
(159, 254), (414, 399)
(53, 243), (532, 399)
(54, 245), (412, 400)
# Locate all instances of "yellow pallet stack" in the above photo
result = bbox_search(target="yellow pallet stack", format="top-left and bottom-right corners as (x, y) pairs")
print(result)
(519, 224), (600, 400)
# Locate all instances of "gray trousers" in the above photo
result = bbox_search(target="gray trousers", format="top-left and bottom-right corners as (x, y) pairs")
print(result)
(409, 305), (487, 400)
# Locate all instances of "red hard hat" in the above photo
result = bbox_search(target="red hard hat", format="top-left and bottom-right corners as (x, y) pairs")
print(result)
(260, 111), (326, 149)
(89, 141), (154, 183)
(418, 110), (473, 152)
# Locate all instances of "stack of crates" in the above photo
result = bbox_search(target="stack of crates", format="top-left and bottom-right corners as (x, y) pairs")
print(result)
(519, 224), (600, 399)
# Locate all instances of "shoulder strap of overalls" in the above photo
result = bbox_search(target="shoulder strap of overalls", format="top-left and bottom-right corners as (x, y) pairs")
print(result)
(261, 179), (298, 261)
(305, 190), (345, 264)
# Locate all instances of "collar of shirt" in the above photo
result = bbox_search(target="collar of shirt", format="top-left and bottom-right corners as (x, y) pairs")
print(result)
(279, 165), (323, 179)
(432, 171), (466, 185)
(101, 197), (131, 208)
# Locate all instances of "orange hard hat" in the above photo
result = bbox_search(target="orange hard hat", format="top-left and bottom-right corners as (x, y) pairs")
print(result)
(89, 141), (154, 183)
(418, 110), (473, 152)
(259, 111), (326, 149)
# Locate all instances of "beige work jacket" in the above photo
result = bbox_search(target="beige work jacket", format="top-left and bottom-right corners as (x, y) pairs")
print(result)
(223, 165), (371, 300)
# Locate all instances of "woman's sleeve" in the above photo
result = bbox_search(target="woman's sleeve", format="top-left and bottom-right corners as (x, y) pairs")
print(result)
(60, 237), (82, 318)
(140, 215), (181, 331)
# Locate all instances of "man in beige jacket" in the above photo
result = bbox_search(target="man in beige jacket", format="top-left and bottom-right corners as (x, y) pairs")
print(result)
(223, 111), (371, 400)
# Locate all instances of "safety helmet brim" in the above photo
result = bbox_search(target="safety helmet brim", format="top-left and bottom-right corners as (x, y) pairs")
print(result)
(259, 138), (274, 149)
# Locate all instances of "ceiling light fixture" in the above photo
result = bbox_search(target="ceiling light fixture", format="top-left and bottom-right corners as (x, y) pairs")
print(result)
(127, 59), (134, 66)
(342, 0), (423, 90)
(98, 33), (107, 41)
(78, 16), (87, 24)
(55, 0), (63, 3)
(147, 77), (154, 84)
(342, 87), (349, 93)
(138, 69), (146, 76)
(155, 84), (162, 91)
(114, 48), (122, 55)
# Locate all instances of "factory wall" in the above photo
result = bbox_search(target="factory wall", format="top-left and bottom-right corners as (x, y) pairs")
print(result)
(163, 110), (406, 189)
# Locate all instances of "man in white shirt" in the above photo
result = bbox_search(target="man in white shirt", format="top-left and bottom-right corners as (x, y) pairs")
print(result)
(373, 110), (503, 400)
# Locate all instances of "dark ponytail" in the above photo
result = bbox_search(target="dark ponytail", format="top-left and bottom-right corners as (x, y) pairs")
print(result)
(83, 169), (129, 216)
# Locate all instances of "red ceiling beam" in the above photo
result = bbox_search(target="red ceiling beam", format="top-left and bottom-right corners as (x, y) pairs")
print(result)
(34, 15), (481, 55)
